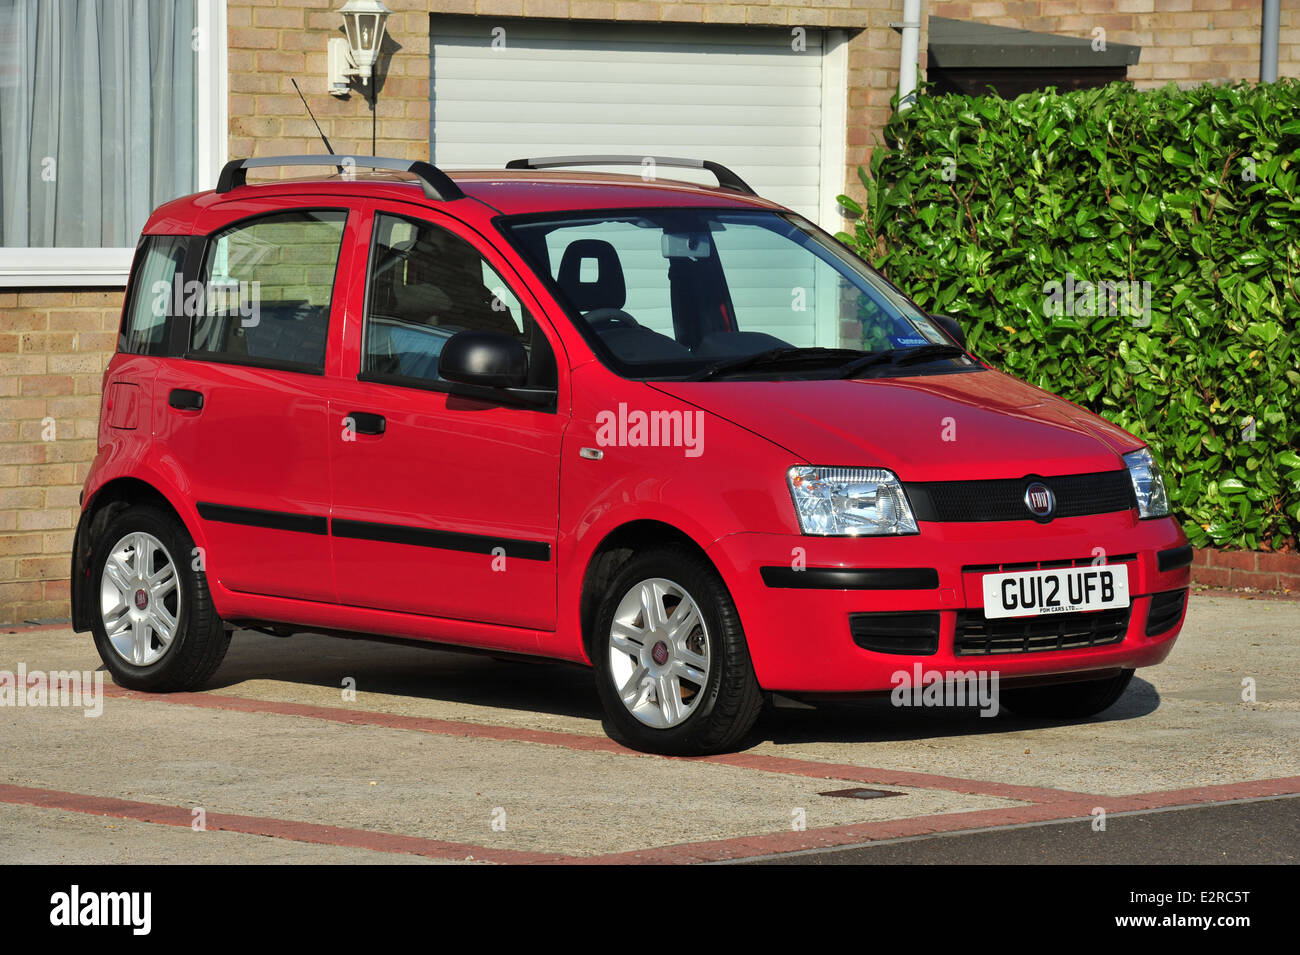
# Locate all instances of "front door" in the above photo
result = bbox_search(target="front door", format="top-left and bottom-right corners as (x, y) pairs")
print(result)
(327, 205), (566, 634)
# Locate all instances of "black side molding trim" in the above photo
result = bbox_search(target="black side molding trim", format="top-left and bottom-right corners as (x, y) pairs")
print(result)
(196, 502), (328, 536)
(332, 518), (551, 562)
(760, 566), (940, 590)
(1156, 544), (1195, 572)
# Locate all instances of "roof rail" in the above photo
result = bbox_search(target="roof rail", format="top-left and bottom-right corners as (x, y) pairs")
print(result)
(504, 155), (756, 196)
(214, 155), (465, 202)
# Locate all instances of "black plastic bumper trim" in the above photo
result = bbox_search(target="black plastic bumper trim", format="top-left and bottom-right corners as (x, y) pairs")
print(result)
(760, 567), (939, 590)
(1156, 544), (1195, 572)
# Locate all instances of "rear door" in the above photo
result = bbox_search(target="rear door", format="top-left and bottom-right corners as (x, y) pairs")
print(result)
(151, 199), (359, 603)
(326, 203), (567, 634)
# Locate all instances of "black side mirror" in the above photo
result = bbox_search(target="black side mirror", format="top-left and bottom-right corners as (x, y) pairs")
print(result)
(438, 330), (528, 389)
(930, 313), (966, 349)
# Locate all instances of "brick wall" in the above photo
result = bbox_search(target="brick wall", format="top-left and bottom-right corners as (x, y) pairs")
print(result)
(0, 291), (121, 623)
(1193, 547), (1300, 594)
(929, 0), (1300, 87)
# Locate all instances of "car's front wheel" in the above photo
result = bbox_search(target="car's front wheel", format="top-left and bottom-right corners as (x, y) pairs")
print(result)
(1001, 669), (1135, 719)
(592, 546), (763, 755)
(90, 505), (230, 691)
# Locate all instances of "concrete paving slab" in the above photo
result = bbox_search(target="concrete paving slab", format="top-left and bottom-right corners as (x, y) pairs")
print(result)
(0, 803), (454, 865)
(2, 593), (1296, 862)
(0, 693), (1018, 858)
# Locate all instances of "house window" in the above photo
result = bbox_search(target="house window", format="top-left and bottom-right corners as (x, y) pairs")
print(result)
(0, 0), (226, 286)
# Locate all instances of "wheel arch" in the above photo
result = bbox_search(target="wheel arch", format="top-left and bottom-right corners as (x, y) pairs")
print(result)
(578, 519), (720, 660)
(71, 477), (199, 632)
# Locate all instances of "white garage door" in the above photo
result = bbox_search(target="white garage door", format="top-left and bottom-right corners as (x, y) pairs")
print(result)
(429, 17), (846, 229)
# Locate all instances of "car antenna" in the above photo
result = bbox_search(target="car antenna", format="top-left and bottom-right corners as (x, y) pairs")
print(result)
(291, 78), (336, 155)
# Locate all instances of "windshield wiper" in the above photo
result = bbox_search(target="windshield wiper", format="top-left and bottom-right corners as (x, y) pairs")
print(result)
(893, 343), (967, 365)
(836, 343), (967, 379)
(686, 347), (863, 381)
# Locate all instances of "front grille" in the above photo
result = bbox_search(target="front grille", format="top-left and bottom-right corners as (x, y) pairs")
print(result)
(906, 471), (1135, 523)
(1146, 589), (1188, 635)
(850, 612), (940, 655)
(962, 555), (1137, 574)
(955, 606), (1130, 655)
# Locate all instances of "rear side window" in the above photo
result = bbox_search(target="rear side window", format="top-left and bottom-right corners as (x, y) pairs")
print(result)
(120, 236), (188, 355)
(190, 209), (347, 372)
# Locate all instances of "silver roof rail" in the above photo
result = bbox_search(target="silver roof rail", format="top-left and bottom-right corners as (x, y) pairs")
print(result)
(505, 154), (756, 195)
(215, 155), (465, 202)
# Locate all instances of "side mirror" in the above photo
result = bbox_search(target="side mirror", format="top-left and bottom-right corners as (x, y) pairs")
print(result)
(930, 313), (966, 349)
(438, 330), (528, 389)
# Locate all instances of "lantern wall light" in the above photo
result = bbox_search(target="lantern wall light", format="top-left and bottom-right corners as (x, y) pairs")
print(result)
(327, 0), (391, 96)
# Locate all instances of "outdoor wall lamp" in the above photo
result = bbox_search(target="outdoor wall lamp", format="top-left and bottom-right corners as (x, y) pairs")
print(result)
(327, 0), (391, 96)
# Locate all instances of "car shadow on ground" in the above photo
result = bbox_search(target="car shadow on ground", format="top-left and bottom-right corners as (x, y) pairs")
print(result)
(200, 629), (1162, 748)
(205, 629), (604, 721)
(752, 675), (1161, 747)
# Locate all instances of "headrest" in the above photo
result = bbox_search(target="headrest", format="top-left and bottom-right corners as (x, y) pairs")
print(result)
(557, 239), (626, 312)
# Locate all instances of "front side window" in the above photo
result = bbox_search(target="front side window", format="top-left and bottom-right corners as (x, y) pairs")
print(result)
(362, 212), (553, 390)
(502, 208), (974, 381)
(190, 210), (347, 372)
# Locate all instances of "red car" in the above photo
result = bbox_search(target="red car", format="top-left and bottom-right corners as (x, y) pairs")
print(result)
(71, 155), (1191, 755)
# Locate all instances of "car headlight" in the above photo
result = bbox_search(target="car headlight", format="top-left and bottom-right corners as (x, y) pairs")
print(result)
(786, 466), (919, 536)
(1123, 447), (1169, 519)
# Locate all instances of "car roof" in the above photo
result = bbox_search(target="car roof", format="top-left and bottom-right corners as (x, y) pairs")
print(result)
(144, 168), (783, 233)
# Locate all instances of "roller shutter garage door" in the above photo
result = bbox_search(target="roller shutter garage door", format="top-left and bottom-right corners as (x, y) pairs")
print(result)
(429, 17), (842, 226)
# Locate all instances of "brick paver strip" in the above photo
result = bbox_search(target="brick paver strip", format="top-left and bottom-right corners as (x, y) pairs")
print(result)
(0, 783), (563, 865)
(16, 676), (1296, 864)
(93, 682), (1096, 802)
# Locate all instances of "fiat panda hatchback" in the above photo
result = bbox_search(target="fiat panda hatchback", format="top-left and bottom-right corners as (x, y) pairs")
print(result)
(72, 155), (1192, 755)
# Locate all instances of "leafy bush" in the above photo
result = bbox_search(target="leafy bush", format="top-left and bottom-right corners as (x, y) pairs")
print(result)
(838, 79), (1300, 551)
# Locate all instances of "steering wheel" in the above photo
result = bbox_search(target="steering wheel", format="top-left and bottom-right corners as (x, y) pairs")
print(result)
(584, 308), (640, 331)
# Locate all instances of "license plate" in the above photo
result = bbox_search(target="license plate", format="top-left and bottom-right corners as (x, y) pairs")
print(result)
(981, 565), (1130, 619)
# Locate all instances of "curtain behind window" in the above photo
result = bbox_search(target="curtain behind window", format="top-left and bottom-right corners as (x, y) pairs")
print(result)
(0, 0), (196, 248)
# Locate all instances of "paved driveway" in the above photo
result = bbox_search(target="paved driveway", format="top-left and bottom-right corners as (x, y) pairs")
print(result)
(2, 594), (1297, 864)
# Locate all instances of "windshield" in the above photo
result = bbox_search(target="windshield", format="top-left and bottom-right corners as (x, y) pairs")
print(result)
(500, 208), (977, 380)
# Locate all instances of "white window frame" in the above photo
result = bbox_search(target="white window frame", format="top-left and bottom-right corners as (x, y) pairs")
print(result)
(0, 0), (227, 288)
(818, 29), (849, 237)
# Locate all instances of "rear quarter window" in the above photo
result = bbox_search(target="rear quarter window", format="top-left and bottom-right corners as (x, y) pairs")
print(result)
(119, 235), (189, 355)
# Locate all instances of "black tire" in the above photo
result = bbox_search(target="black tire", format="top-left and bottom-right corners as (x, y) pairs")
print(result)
(89, 505), (230, 691)
(1001, 669), (1135, 719)
(591, 545), (763, 755)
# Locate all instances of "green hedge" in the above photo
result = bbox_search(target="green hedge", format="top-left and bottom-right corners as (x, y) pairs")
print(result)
(837, 79), (1300, 552)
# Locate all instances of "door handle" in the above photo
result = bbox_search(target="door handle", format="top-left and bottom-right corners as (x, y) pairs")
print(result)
(346, 411), (386, 435)
(168, 388), (204, 410)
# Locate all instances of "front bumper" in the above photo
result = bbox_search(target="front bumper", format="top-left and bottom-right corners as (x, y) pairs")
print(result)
(706, 511), (1191, 693)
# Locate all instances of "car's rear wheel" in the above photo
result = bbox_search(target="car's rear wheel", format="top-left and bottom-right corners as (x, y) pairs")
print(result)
(91, 506), (230, 691)
(1001, 669), (1135, 719)
(592, 546), (762, 755)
